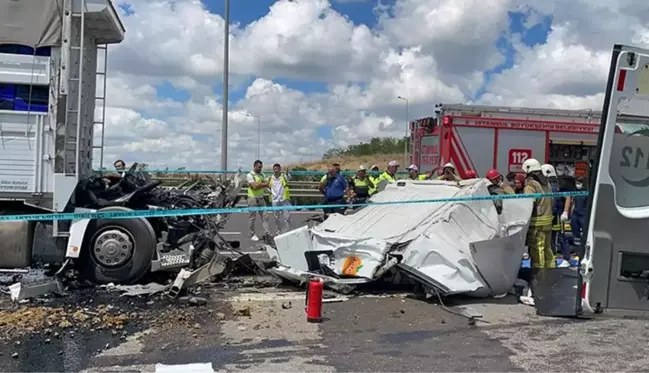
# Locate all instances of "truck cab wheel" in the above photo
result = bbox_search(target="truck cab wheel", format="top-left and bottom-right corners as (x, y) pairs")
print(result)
(80, 207), (156, 285)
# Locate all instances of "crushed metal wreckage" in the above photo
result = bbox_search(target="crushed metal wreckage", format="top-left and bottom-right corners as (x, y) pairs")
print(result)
(4, 164), (263, 301)
(268, 179), (534, 299)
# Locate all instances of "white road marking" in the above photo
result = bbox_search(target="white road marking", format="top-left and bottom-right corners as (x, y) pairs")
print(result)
(155, 363), (214, 373)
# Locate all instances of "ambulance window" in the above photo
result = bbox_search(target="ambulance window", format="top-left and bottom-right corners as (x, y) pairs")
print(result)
(610, 119), (649, 208)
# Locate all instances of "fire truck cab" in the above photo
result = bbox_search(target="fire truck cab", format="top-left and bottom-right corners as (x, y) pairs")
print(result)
(411, 104), (602, 181)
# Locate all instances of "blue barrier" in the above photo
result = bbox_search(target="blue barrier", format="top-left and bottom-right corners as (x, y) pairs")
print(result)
(94, 169), (410, 176)
(0, 191), (588, 222)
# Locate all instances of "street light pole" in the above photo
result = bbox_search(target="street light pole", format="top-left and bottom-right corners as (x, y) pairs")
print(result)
(220, 0), (230, 172)
(397, 96), (409, 167)
(256, 115), (261, 160)
(245, 114), (261, 160)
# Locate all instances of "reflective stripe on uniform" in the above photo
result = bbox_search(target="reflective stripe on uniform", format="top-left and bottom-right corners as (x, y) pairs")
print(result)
(530, 215), (553, 227)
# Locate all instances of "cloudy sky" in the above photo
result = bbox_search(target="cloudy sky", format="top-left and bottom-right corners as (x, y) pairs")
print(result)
(96, 0), (649, 170)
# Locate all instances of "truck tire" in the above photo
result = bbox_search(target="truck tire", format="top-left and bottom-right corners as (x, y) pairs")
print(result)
(80, 207), (157, 285)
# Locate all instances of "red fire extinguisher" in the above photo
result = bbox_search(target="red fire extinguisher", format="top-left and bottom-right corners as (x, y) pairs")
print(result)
(305, 278), (323, 323)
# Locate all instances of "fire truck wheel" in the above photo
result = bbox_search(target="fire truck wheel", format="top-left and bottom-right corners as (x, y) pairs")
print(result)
(80, 207), (156, 285)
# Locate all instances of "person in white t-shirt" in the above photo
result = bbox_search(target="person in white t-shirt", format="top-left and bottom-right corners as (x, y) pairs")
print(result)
(268, 163), (292, 234)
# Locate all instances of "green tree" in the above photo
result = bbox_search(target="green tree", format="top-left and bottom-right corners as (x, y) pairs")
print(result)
(323, 137), (409, 159)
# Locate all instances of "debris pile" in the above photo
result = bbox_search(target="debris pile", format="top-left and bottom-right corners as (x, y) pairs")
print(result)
(269, 179), (534, 299)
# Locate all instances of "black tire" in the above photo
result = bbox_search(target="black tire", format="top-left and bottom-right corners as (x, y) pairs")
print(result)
(80, 207), (156, 285)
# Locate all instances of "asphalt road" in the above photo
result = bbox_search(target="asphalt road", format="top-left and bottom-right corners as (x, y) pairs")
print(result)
(221, 211), (317, 249)
(2, 286), (649, 372)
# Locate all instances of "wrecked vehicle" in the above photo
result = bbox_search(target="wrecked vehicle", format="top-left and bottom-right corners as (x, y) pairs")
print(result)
(269, 179), (534, 298)
(0, 2), (244, 286)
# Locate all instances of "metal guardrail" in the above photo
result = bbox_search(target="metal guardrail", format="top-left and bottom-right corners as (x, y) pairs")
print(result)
(156, 178), (324, 198)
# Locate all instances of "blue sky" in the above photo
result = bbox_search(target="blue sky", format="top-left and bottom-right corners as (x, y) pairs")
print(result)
(150, 1), (554, 128)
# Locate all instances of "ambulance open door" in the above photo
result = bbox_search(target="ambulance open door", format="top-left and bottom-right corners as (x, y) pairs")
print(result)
(582, 44), (649, 314)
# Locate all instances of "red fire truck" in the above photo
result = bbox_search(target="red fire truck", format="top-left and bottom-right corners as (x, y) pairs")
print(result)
(410, 104), (603, 179)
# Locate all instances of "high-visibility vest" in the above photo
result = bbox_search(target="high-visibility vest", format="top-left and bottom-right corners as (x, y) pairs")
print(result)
(379, 172), (396, 183)
(269, 174), (291, 200)
(524, 178), (553, 228)
(352, 177), (371, 197)
(410, 174), (427, 180)
(247, 172), (266, 198)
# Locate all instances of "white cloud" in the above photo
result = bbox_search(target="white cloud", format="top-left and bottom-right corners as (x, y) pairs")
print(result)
(88, 0), (649, 170)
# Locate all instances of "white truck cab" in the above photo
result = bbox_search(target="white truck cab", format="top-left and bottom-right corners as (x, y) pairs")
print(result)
(0, 0), (125, 270)
(582, 44), (649, 314)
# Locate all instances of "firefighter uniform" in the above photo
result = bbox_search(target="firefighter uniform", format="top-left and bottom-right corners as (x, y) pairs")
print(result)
(524, 177), (555, 269)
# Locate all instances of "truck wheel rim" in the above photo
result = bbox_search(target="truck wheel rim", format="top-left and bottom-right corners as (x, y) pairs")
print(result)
(92, 227), (134, 267)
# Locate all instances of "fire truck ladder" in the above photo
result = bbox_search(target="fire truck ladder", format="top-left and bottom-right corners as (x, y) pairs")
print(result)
(92, 44), (108, 170)
(437, 103), (601, 119)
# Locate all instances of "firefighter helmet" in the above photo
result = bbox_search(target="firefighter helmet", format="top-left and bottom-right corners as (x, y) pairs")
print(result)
(465, 170), (477, 178)
(541, 164), (557, 178)
(522, 158), (542, 174)
(485, 169), (501, 180)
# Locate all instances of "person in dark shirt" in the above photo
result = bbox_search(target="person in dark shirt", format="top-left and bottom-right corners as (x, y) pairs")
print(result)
(321, 166), (348, 218)
(570, 176), (588, 247)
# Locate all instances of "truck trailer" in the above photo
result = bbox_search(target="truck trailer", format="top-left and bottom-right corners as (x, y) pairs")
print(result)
(0, 0), (126, 272)
(0, 1), (245, 288)
(410, 104), (603, 181)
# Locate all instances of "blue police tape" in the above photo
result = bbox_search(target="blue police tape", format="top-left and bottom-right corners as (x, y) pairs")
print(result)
(94, 169), (409, 176)
(0, 191), (588, 223)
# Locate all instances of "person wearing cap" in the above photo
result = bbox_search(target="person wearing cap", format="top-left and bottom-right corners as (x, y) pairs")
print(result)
(379, 161), (399, 183)
(407, 165), (427, 180)
(349, 165), (374, 205)
(437, 163), (461, 181)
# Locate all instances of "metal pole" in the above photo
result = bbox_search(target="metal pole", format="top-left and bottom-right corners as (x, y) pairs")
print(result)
(220, 0), (230, 172)
(256, 116), (260, 160)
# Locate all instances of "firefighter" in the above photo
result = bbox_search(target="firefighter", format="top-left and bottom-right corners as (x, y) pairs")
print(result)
(522, 158), (555, 269)
(465, 170), (478, 179)
(485, 169), (514, 214)
(407, 164), (427, 180)
(349, 165), (374, 205)
(379, 161), (399, 182)
(542, 164), (571, 259)
(437, 163), (462, 181)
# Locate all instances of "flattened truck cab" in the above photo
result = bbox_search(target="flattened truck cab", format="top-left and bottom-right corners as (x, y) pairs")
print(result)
(0, 1), (124, 268)
(582, 44), (649, 315)
(410, 104), (601, 181)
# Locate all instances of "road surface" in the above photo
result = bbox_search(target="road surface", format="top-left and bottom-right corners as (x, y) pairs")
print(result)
(221, 211), (317, 249)
(1, 286), (648, 372)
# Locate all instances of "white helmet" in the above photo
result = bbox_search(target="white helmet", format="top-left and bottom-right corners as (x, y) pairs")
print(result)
(522, 158), (542, 174)
(541, 164), (557, 178)
(442, 162), (456, 170)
